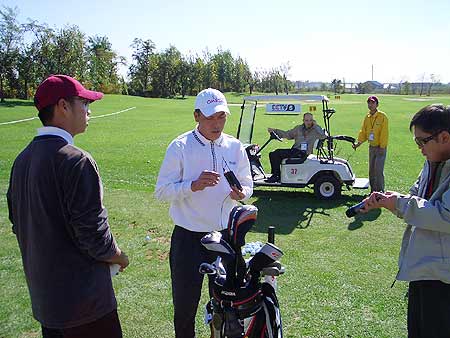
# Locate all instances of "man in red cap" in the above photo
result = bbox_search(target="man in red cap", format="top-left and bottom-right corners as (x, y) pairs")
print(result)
(7, 75), (129, 338)
(353, 95), (389, 192)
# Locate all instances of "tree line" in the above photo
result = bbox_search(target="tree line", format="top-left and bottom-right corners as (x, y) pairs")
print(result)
(0, 6), (294, 102)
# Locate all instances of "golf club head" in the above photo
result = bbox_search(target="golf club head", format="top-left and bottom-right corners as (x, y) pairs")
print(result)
(261, 266), (281, 276)
(214, 274), (226, 287)
(199, 262), (217, 275)
(213, 256), (226, 276)
(201, 231), (236, 258)
(227, 205), (258, 250)
(248, 243), (283, 273)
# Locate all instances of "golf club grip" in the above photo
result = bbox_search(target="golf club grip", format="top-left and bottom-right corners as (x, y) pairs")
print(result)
(345, 201), (365, 218)
(268, 226), (275, 244)
(346, 195), (381, 218)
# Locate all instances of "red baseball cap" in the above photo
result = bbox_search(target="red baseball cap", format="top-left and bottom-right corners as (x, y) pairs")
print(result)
(367, 95), (379, 104)
(34, 75), (104, 111)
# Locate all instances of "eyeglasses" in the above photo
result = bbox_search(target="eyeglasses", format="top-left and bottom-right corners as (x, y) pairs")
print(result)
(414, 131), (441, 147)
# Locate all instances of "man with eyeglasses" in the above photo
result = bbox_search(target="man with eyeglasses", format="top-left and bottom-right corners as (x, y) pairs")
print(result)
(353, 96), (389, 192)
(361, 104), (450, 338)
(7, 75), (129, 338)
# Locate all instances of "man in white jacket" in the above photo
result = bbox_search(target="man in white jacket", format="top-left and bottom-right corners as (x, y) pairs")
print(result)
(362, 104), (450, 338)
(155, 88), (253, 338)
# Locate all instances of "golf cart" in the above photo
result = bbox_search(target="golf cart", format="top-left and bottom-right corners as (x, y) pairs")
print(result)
(237, 95), (369, 199)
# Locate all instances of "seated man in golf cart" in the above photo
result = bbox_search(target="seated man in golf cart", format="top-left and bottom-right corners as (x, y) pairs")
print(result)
(266, 112), (326, 183)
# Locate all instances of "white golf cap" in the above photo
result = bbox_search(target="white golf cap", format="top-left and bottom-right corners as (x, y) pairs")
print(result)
(194, 88), (230, 117)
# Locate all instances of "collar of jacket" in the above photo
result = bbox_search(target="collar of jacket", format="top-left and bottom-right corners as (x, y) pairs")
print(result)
(192, 127), (224, 147)
(366, 110), (379, 118)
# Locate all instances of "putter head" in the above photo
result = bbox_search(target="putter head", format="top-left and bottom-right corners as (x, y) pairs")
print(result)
(248, 243), (283, 273)
(227, 205), (258, 250)
(201, 231), (235, 258)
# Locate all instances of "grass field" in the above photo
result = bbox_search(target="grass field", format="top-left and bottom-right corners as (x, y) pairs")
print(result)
(1, 92), (450, 338)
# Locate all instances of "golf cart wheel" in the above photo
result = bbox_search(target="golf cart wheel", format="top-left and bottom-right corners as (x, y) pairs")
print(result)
(314, 175), (342, 199)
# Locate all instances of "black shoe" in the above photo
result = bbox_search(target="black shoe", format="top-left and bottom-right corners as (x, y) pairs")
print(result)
(265, 175), (280, 183)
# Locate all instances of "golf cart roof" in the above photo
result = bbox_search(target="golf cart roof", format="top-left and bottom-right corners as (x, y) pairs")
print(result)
(243, 94), (329, 102)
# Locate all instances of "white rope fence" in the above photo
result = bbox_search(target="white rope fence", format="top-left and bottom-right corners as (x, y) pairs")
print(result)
(0, 107), (136, 126)
(0, 116), (38, 126)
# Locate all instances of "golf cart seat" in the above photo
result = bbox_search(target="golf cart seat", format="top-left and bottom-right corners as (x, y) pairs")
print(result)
(281, 138), (322, 165)
(283, 156), (307, 165)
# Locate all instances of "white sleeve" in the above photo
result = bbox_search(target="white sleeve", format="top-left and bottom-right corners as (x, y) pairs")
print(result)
(236, 144), (253, 201)
(154, 141), (193, 202)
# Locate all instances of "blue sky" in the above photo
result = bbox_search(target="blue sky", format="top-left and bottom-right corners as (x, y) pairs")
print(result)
(4, 0), (450, 83)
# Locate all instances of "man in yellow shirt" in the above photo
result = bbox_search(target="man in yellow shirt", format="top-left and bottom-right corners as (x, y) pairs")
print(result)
(353, 96), (389, 192)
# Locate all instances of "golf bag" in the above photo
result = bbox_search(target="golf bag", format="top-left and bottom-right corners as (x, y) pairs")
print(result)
(200, 205), (284, 338)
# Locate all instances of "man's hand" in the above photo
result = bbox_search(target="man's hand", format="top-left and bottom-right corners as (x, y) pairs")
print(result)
(352, 141), (362, 150)
(229, 185), (245, 201)
(106, 248), (129, 272)
(267, 127), (275, 133)
(360, 191), (399, 213)
(191, 170), (220, 192)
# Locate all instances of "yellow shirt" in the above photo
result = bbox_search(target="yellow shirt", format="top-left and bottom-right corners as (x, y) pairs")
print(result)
(357, 110), (389, 148)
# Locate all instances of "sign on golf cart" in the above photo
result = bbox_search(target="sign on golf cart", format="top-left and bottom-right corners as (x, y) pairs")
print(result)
(237, 95), (369, 199)
(266, 103), (301, 114)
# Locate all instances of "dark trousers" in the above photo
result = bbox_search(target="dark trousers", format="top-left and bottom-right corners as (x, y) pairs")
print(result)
(269, 148), (304, 176)
(408, 280), (450, 338)
(368, 146), (386, 192)
(41, 309), (122, 338)
(170, 225), (219, 338)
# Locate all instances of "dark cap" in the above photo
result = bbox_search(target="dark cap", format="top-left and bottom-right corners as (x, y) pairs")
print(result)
(367, 95), (379, 104)
(34, 75), (103, 111)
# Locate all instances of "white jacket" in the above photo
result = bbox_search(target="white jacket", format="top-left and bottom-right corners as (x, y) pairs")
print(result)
(155, 128), (253, 232)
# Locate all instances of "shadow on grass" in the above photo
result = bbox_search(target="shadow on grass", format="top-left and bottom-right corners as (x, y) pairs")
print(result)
(347, 208), (382, 231)
(250, 188), (365, 235)
(0, 100), (34, 107)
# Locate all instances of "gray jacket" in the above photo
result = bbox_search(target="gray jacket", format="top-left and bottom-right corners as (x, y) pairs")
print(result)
(274, 124), (326, 155)
(395, 159), (450, 282)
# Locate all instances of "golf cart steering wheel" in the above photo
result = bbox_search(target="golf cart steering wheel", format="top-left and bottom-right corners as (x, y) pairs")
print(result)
(270, 130), (283, 142)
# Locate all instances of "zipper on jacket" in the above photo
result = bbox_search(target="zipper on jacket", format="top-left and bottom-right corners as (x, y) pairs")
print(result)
(210, 141), (217, 172)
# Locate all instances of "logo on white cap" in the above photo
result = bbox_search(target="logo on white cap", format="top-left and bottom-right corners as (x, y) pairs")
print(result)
(195, 88), (230, 117)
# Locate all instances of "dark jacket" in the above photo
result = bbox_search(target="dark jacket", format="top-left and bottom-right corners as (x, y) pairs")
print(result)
(7, 135), (118, 329)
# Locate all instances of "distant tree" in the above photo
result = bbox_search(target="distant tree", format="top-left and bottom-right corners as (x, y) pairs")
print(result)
(51, 25), (88, 79)
(268, 68), (281, 95)
(191, 55), (205, 95)
(0, 6), (23, 102)
(331, 79), (342, 95)
(212, 49), (234, 91)
(152, 45), (182, 97)
(128, 38), (155, 96)
(418, 73), (426, 96)
(26, 22), (57, 79)
(87, 35), (124, 93)
(427, 73), (440, 96)
(178, 55), (192, 98)
(201, 49), (218, 89)
(403, 81), (411, 95)
(230, 57), (249, 93)
(17, 45), (37, 99)
(245, 70), (259, 95)
(280, 62), (291, 95)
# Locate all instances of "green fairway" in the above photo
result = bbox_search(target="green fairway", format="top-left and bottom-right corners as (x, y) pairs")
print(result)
(1, 93), (450, 338)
